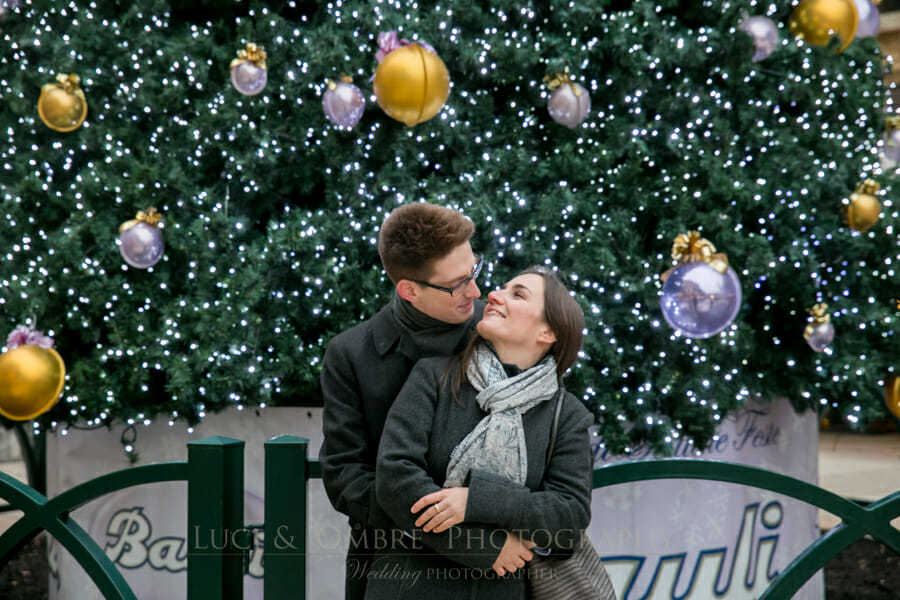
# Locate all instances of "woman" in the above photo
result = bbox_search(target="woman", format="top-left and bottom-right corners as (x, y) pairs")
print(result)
(369, 266), (596, 600)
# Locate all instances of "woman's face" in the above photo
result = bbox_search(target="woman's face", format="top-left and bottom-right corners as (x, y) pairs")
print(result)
(476, 273), (555, 350)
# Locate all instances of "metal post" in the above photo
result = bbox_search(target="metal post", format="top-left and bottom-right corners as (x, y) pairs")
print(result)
(264, 435), (309, 599)
(187, 436), (245, 600)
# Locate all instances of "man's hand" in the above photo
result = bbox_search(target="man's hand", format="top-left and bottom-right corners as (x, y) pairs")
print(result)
(411, 487), (468, 533)
(492, 532), (535, 576)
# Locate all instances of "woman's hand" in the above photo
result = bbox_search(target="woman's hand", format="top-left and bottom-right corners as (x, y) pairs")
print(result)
(492, 531), (535, 576)
(411, 487), (468, 533)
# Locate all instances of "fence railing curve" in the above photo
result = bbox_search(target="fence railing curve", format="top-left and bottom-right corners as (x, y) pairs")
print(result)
(3, 439), (899, 600)
(0, 435), (244, 600)
(591, 458), (900, 600)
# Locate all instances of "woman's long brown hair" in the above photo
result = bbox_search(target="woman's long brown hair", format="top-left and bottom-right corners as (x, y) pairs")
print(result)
(446, 266), (585, 401)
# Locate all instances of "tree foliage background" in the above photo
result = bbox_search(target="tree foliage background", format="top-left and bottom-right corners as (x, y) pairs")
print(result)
(1, 0), (898, 454)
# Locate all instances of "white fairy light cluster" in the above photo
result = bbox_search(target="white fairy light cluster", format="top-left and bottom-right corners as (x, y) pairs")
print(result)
(0, 0), (897, 454)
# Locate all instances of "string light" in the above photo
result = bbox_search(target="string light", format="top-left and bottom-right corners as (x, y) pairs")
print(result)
(0, 1), (897, 455)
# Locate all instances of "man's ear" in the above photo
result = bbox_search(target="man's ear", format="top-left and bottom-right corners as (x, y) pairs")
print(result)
(396, 280), (418, 303)
(536, 326), (557, 345)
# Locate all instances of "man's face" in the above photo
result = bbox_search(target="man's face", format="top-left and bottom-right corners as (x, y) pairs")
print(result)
(405, 242), (481, 324)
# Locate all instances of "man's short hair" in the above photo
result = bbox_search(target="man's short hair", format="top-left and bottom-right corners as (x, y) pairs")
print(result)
(378, 203), (474, 284)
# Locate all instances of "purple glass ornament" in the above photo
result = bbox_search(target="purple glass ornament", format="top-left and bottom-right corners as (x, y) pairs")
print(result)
(660, 262), (742, 338)
(230, 61), (267, 96)
(805, 322), (835, 352)
(853, 0), (880, 39)
(883, 128), (900, 165)
(323, 81), (366, 128)
(548, 83), (590, 129)
(120, 222), (164, 269)
(738, 16), (779, 62)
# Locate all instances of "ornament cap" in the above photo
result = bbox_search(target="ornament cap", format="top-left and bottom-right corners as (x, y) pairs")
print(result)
(670, 231), (730, 273)
(855, 178), (880, 195)
(119, 207), (163, 232)
(543, 68), (573, 91)
(886, 116), (900, 133)
(807, 303), (831, 324)
(230, 42), (267, 70)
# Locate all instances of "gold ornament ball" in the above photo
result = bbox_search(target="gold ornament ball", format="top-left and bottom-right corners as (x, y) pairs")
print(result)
(789, 0), (858, 53)
(38, 79), (88, 132)
(887, 376), (900, 420)
(0, 345), (66, 421)
(374, 44), (450, 127)
(846, 189), (881, 232)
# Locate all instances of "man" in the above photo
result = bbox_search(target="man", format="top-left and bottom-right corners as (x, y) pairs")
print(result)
(319, 202), (484, 600)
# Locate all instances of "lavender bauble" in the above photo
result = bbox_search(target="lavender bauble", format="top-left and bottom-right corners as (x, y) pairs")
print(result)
(230, 61), (267, 96)
(323, 81), (366, 128)
(119, 222), (164, 269)
(853, 0), (880, 38)
(739, 16), (780, 62)
(805, 321), (835, 352)
(660, 262), (742, 338)
(548, 82), (590, 129)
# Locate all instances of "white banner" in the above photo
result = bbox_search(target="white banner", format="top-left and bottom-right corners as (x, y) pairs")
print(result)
(47, 400), (822, 600)
(46, 407), (344, 600)
(589, 398), (824, 600)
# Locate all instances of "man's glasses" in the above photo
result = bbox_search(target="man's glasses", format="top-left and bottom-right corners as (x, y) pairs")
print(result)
(413, 256), (483, 297)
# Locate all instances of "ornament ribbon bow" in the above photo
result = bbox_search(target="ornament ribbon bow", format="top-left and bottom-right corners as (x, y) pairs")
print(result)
(119, 207), (163, 232)
(661, 231), (730, 282)
(7, 326), (54, 350)
(326, 75), (354, 91)
(804, 303), (831, 339)
(235, 43), (267, 68)
(543, 68), (584, 97)
(56, 73), (82, 93)
(375, 31), (436, 63)
(854, 179), (880, 196)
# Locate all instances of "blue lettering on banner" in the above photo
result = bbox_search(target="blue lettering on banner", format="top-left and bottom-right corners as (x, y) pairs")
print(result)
(601, 502), (784, 599)
(592, 409), (780, 464)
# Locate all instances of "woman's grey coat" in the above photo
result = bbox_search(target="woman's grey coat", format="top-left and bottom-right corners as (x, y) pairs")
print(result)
(369, 356), (595, 600)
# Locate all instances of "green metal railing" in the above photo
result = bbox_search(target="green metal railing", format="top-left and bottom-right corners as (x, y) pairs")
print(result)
(2, 435), (898, 599)
(592, 459), (900, 600)
(0, 435), (249, 600)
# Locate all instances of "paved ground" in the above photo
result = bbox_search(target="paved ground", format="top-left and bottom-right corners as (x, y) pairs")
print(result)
(817, 431), (900, 530)
(2, 431), (899, 535)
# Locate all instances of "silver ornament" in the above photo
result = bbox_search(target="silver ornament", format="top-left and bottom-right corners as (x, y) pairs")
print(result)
(119, 222), (165, 269)
(853, 0), (880, 39)
(805, 322), (835, 352)
(738, 16), (779, 62)
(548, 82), (590, 129)
(660, 262), (742, 338)
(230, 61), (267, 96)
(323, 80), (366, 128)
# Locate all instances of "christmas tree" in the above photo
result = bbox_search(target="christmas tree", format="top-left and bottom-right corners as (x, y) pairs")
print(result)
(0, 0), (897, 456)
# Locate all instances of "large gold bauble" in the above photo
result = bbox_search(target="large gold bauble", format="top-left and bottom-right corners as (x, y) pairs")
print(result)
(373, 44), (450, 127)
(845, 185), (881, 232)
(887, 376), (900, 420)
(37, 76), (88, 132)
(789, 0), (858, 53)
(0, 345), (66, 421)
